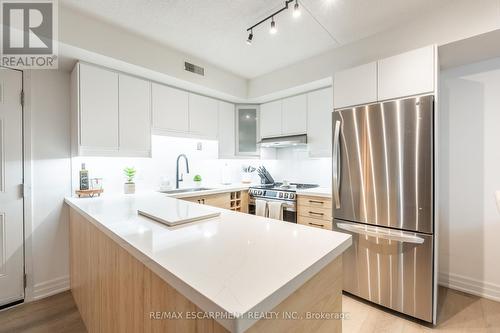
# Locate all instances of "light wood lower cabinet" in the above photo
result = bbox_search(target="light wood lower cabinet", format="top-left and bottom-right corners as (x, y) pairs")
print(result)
(297, 195), (333, 230)
(69, 208), (342, 333)
(182, 190), (249, 213)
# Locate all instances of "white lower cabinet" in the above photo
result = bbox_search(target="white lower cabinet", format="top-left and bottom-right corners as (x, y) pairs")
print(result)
(218, 101), (236, 158)
(307, 88), (333, 157)
(119, 74), (151, 156)
(189, 94), (219, 139)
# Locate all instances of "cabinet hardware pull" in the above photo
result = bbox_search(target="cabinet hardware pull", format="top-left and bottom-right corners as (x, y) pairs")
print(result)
(309, 200), (324, 204)
(309, 222), (325, 227)
(308, 211), (324, 216)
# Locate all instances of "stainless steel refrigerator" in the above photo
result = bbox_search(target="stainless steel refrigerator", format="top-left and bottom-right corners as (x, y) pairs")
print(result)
(332, 95), (435, 323)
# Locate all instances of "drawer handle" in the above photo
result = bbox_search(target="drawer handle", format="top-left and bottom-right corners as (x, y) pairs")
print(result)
(308, 211), (324, 216)
(309, 222), (325, 228)
(309, 200), (324, 204)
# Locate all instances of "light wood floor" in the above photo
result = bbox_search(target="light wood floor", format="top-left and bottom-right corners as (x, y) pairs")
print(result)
(0, 287), (498, 332)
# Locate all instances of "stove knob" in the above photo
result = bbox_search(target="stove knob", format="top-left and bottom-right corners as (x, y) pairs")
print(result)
(284, 193), (289, 199)
(289, 193), (295, 199)
(279, 192), (283, 198)
(258, 190), (263, 195)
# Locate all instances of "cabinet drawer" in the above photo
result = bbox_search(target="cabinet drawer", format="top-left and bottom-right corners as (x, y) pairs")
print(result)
(298, 205), (332, 221)
(297, 195), (332, 209)
(298, 216), (332, 230)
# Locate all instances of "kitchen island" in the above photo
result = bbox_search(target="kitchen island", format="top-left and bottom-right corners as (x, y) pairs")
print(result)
(65, 193), (351, 333)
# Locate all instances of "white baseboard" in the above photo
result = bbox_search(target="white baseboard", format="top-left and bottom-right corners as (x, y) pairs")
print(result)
(439, 272), (500, 302)
(32, 275), (70, 301)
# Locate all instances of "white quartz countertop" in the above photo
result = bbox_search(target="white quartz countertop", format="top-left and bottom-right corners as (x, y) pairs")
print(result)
(296, 187), (332, 198)
(65, 192), (351, 332)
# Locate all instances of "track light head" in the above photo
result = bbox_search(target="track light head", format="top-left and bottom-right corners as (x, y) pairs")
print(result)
(293, 1), (301, 18)
(270, 17), (277, 34)
(246, 31), (253, 45)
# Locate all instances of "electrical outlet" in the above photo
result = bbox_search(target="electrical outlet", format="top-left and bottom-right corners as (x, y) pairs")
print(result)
(197, 142), (203, 151)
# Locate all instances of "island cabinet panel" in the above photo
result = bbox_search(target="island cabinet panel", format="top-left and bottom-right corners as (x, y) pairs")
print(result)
(70, 207), (343, 333)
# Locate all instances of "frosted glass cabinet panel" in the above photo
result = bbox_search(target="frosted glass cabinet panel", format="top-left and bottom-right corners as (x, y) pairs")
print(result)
(236, 106), (259, 156)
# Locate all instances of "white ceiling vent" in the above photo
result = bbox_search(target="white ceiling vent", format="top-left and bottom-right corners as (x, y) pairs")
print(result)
(184, 62), (205, 76)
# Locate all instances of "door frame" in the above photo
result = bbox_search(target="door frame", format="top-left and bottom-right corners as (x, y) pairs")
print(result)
(0, 66), (27, 307)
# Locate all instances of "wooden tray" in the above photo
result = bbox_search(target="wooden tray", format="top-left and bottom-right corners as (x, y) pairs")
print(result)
(75, 189), (103, 198)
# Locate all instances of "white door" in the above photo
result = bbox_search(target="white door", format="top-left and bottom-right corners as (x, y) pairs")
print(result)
(218, 101), (235, 158)
(282, 94), (307, 135)
(0, 67), (24, 306)
(307, 87), (333, 157)
(188, 94), (218, 139)
(79, 63), (119, 150)
(119, 74), (151, 155)
(260, 100), (282, 139)
(151, 83), (189, 133)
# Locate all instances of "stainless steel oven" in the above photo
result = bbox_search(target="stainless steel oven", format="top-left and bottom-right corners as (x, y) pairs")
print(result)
(248, 196), (297, 223)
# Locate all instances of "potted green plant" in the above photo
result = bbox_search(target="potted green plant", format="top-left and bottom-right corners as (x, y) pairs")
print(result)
(193, 174), (202, 187)
(123, 167), (136, 194)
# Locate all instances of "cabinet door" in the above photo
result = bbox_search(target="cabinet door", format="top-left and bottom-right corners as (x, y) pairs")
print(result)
(378, 45), (435, 101)
(119, 74), (151, 155)
(189, 94), (218, 139)
(260, 100), (282, 138)
(236, 106), (259, 156)
(282, 94), (307, 135)
(334, 62), (377, 109)
(152, 83), (189, 132)
(218, 101), (235, 158)
(307, 88), (333, 157)
(204, 193), (231, 209)
(79, 63), (119, 149)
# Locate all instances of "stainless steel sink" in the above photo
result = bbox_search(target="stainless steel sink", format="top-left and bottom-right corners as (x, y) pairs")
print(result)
(160, 187), (214, 194)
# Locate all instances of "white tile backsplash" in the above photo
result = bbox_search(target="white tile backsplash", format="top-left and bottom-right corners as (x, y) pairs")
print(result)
(71, 136), (331, 194)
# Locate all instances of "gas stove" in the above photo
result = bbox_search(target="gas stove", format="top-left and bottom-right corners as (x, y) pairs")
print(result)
(248, 183), (319, 223)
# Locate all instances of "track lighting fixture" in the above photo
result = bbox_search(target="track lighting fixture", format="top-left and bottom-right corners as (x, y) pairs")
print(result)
(246, 30), (253, 45)
(270, 17), (277, 34)
(245, 0), (301, 44)
(293, 0), (301, 18)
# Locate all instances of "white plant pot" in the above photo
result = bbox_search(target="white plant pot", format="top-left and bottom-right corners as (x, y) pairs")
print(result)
(124, 183), (135, 194)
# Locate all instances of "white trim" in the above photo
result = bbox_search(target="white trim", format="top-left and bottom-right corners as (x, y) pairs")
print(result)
(439, 272), (500, 302)
(22, 70), (34, 302)
(32, 276), (70, 301)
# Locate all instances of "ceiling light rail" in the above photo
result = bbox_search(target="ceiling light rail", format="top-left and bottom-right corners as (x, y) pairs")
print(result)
(246, 0), (300, 44)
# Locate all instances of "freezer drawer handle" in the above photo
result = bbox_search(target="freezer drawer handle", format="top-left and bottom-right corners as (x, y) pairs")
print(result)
(336, 223), (425, 244)
(332, 120), (341, 209)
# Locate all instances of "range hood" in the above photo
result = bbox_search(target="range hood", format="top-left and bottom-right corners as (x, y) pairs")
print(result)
(258, 134), (307, 148)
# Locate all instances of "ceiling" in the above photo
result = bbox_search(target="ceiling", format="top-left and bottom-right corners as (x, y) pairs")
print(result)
(61, 0), (452, 79)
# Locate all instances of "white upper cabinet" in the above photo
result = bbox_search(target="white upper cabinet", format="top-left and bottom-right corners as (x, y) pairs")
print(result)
(218, 101), (235, 158)
(152, 83), (189, 133)
(79, 63), (119, 150)
(260, 100), (282, 139)
(119, 74), (151, 156)
(307, 88), (333, 157)
(334, 62), (377, 109)
(282, 94), (307, 135)
(189, 94), (218, 139)
(378, 45), (435, 101)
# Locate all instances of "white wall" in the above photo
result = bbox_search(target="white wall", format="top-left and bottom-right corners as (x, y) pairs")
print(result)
(59, 5), (248, 101)
(249, 0), (500, 98)
(26, 70), (72, 300)
(439, 57), (500, 301)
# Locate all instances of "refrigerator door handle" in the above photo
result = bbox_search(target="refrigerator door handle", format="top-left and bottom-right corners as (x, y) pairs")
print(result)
(336, 222), (425, 244)
(333, 120), (341, 209)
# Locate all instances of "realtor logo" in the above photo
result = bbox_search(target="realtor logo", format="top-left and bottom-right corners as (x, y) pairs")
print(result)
(0, 0), (58, 68)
